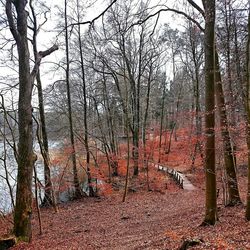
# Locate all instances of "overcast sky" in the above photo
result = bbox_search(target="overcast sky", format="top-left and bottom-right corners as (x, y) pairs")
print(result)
(0, 0), (204, 106)
(36, 0), (192, 80)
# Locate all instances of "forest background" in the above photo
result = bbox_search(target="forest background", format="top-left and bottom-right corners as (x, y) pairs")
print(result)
(0, 0), (249, 248)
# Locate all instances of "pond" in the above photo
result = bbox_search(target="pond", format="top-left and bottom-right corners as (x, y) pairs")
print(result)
(0, 140), (82, 213)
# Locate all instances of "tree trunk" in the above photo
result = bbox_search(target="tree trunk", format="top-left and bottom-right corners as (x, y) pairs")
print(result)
(158, 81), (166, 165)
(29, 0), (56, 207)
(36, 70), (56, 207)
(76, 1), (95, 197)
(202, 0), (218, 225)
(102, 71), (118, 176)
(142, 64), (152, 166)
(189, 24), (203, 168)
(233, 15), (245, 107)
(224, 0), (236, 127)
(6, 1), (58, 240)
(64, 0), (82, 199)
(246, 8), (250, 221)
(92, 96), (112, 182)
(122, 74), (130, 202)
(6, 0), (35, 241)
(121, 28), (143, 176)
(214, 51), (241, 206)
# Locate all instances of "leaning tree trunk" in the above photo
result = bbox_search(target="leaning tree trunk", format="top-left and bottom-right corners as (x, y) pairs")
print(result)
(214, 51), (241, 206)
(29, 0), (55, 208)
(202, 0), (218, 225)
(36, 70), (56, 206)
(246, 8), (250, 221)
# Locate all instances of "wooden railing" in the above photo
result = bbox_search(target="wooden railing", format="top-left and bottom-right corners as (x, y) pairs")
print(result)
(157, 165), (184, 189)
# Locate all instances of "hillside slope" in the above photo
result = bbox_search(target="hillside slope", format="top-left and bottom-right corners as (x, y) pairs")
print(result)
(2, 184), (248, 250)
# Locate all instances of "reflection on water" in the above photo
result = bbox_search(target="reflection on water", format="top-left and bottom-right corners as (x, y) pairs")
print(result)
(0, 140), (64, 213)
(0, 141), (17, 213)
(0, 139), (91, 214)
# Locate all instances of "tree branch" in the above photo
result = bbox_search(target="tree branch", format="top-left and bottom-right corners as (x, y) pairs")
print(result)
(5, 0), (20, 43)
(38, 45), (59, 58)
(187, 0), (205, 17)
(31, 44), (59, 83)
(149, 12), (160, 37)
(70, 0), (118, 27)
(127, 7), (204, 32)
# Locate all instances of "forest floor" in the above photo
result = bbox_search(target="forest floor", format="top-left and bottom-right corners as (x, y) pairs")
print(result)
(1, 168), (249, 250)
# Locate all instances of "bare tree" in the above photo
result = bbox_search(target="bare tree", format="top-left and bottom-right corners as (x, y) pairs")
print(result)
(64, 0), (82, 199)
(75, 0), (95, 197)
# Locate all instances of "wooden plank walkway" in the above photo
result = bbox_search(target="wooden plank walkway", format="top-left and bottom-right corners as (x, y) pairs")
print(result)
(157, 165), (196, 191)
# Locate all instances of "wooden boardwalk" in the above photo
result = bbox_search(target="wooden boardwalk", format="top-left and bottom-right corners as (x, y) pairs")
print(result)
(157, 165), (196, 191)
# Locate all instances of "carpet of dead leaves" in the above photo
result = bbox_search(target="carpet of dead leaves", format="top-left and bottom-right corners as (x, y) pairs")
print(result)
(1, 171), (249, 250)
